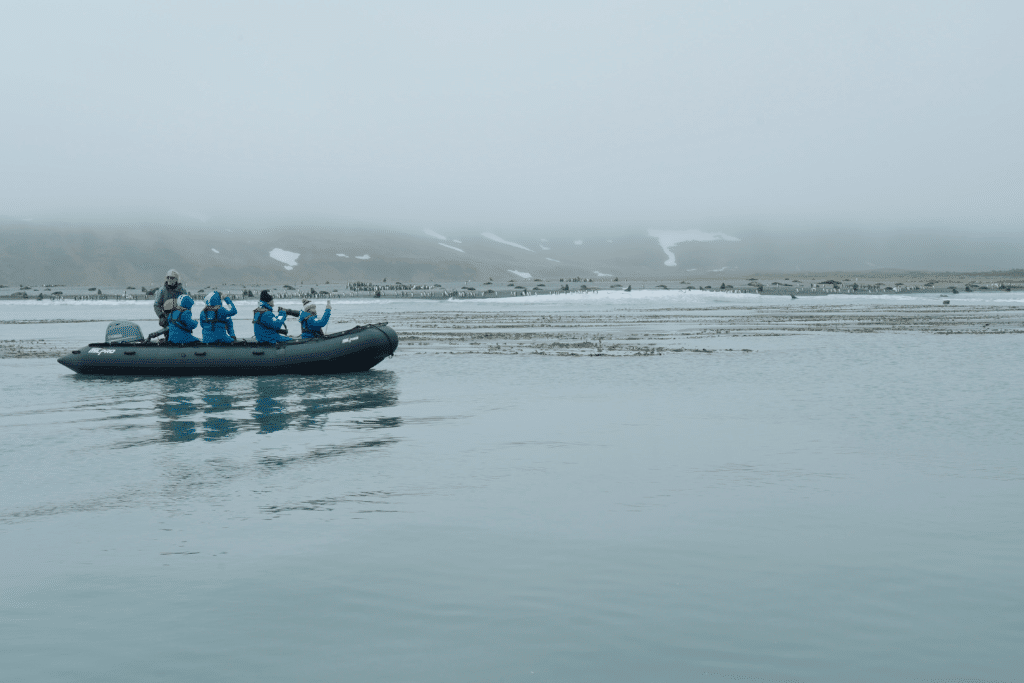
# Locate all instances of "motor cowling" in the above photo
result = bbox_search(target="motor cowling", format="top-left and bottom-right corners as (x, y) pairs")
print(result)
(105, 321), (144, 344)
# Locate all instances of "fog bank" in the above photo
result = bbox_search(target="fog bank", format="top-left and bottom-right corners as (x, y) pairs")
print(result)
(1, 2), (1022, 226)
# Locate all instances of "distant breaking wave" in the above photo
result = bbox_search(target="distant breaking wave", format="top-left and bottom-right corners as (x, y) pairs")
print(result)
(648, 230), (739, 267)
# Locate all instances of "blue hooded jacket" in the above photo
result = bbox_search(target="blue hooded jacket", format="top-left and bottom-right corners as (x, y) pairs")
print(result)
(252, 301), (291, 343)
(168, 295), (201, 344)
(299, 308), (331, 339)
(200, 292), (238, 343)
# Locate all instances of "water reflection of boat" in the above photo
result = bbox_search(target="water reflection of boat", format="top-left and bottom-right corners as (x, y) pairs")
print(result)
(58, 324), (399, 376)
(147, 372), (400, 443)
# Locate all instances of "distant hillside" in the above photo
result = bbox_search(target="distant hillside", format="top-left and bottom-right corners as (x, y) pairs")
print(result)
(1, 221), (1022, 287)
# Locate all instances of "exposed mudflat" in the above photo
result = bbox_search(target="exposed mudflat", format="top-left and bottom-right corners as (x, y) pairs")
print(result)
(374, 303), (1024, 357)
(0, 339), (66, 359)
(4, 299), (1022, 360)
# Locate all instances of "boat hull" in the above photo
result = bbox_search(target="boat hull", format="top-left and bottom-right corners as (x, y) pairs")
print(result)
(57, 324), (398, 376)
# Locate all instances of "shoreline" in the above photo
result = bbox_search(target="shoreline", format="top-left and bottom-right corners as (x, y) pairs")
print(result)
(1, 272), (1019, 302)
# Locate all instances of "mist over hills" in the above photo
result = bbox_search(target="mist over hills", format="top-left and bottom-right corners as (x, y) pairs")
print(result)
(1, 222), (1022, 287)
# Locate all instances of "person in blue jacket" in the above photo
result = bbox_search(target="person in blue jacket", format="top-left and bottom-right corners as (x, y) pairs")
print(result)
(299, 299), (332, 339)
(168, 295), (201, 344)
(252, 290), (292, 343)
(200, 291), (237, 344)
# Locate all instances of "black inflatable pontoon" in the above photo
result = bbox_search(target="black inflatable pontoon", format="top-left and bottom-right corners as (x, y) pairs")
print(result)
(58, 323), (399, 376)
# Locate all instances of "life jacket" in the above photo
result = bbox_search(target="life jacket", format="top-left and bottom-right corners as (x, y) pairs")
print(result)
(253, 307), (284, 332)
(201, 308), (228, 334)
(300, 314), (326, 338)
(168, 310), (192, 333)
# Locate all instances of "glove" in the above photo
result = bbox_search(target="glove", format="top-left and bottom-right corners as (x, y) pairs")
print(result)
(158, 315), (168, 327)
(326, 300), (332, 309)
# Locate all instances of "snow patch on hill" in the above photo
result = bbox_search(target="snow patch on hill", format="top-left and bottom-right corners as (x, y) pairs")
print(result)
(269, 248), (299, 270)
(482, 233), (532, 252)
(648, 230), (739, 266)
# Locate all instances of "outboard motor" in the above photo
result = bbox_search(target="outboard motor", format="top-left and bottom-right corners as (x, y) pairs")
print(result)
(105, 321), (144, 344)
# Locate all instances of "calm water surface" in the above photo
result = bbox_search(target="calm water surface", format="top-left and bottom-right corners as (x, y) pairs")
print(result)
(2, 293), (1023, 682)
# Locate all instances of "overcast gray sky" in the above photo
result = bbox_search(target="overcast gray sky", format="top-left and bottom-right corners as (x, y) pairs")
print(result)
(0, 1), (1021, 228)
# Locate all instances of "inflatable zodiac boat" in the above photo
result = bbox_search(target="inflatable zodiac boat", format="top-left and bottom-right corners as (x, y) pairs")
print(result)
(57, 321), (399, 376)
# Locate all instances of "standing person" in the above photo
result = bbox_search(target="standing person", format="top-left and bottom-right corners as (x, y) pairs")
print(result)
(299, 300), (332, 339)
(253, 290), (292, 343)
(168, 295), (201, 344)
(153, 270), (188, 330)
(199, 291), (237, 344)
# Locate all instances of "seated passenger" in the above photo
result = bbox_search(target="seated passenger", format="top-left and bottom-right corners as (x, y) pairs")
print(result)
(219, 292), (237, 339)
(253, 290), (292, 343)
(200, 291), (237, 344)
(168, 295), (201, 344)
(299, 300), (332, 339)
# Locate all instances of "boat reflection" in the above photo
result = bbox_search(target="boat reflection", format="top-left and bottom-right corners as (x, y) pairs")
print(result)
(146, 371), (399, 443)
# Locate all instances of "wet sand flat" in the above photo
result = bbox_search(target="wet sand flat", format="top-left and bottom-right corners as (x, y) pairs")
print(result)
(4, 295), (1021, 360)
(358, 300), (1024, 357)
